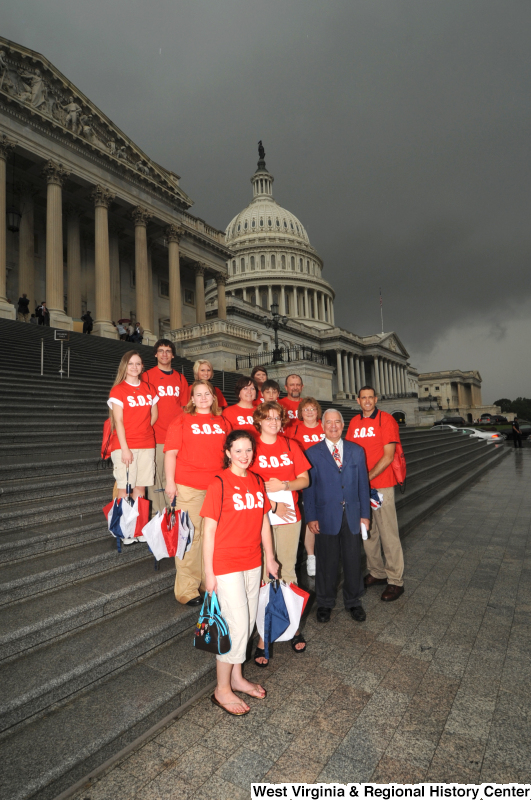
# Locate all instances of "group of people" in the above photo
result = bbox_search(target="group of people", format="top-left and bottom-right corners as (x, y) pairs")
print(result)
(17, 295), (50, 325)
(106, 344), (405, 716)
(113, 320), (144, 342)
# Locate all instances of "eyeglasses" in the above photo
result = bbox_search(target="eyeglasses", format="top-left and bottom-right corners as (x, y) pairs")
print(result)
(304, 407), (317, 412)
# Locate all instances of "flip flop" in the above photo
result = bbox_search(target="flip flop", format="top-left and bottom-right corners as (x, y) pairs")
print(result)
(211, 694), (250, 716)
(253, 646), (269, 668)
(237, 686), (267, 700)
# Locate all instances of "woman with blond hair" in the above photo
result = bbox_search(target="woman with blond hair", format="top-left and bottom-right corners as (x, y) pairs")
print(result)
(285, 397), (325, 576)
(164, 380), (229, 606)
(251, 401), (311, 664)
(107, 352), (158, 541)
(193, 359), (228, 410)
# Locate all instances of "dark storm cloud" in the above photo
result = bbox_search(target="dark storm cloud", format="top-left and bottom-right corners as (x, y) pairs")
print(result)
(3, 0), (531, 383)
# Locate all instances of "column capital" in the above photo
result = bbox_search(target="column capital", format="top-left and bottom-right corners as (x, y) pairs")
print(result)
(165, 223), (183, 243)
(0, 135), (16, 161)
(215, 273), (228, 286)
(42, 160), (70, 186)
(131, 206), (152, 227)
(91, 185), (115, 209)
(194, 262), (207, 277)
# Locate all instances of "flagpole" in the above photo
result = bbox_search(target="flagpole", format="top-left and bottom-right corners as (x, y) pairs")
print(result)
(379, 288), (384, 334)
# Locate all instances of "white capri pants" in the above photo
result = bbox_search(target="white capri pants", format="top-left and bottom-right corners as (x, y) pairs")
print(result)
(215, 565), (261, 664)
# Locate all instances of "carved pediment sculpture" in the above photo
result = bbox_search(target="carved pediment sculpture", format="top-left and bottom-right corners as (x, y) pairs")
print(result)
(0, 37), (193, 209)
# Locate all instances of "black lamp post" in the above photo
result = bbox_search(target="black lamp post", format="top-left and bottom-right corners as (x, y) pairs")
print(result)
(265, 301), (288, 364)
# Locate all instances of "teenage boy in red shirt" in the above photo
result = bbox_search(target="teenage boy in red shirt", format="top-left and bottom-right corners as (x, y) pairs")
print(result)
(144, 339), (189, 513)
(346, 385), (404, 601)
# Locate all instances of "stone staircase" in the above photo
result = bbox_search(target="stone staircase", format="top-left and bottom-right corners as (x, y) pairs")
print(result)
(0, 318), (509, 800)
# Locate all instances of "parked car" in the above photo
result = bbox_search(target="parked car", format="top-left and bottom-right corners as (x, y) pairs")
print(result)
(433, 416), (466, 427)
(430, 424), (460, 432)
(479, 414), (507, 424)
(460, 427), (506, 442)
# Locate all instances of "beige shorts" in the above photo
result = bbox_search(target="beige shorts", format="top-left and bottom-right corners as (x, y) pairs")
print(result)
(111, 448), (156, 489)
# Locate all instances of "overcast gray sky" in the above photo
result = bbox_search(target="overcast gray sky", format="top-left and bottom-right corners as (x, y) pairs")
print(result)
(4, 1), (531, 402)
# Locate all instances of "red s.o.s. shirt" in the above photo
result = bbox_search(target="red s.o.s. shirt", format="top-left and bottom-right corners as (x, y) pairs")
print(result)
(107, 380), (158, 451)
(200, 469), (271, 575)
(345, 410), (399, 489)
(285, 421), (325, 450)
(278, 396), (301, 425)
(143, 367), (188, 444)
(164, 412), (229, 490)
(222, 404), (259, 439)
(251, 436), (311, 522)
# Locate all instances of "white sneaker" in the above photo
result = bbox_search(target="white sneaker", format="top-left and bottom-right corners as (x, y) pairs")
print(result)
(136, 535), (147, 542)
(307, 555), (316, 576)
(122, 537), (136, 545)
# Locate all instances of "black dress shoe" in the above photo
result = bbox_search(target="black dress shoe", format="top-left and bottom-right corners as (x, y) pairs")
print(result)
(186, 596), (202, 606)
(316, 606), (331, 623)
(350, 606), (366, 622)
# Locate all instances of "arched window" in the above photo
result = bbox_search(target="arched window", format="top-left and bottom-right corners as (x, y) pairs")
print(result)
(283, 220), (288, 229)
(290, 256), (295, 270)
(276, 219), (280, 228)
(260, 218), (264, 228)
(244, 220), (248, 230)
(271, 254), (276, 269)
(232, 260), (236, 275)
(240, 258), (245, 273)
(299, 259), (303, 272)
(306, 260), (310, 273)
(250, 256), (255, 271)
(281, 255), (286, 269)
(252, 219), (256, 228)
(260, 255), (266, 269)
(268, 218), (272, 227)
(237, 222), (241, 232)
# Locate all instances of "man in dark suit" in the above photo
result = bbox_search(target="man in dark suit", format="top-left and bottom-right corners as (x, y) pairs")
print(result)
(303, 409), (371, 623)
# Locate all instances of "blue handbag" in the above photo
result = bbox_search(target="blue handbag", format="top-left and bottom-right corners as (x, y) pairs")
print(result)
(193, 591), (232, 655)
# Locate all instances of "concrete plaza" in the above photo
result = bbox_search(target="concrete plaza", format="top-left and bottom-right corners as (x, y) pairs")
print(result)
(72, 447), (530, 799)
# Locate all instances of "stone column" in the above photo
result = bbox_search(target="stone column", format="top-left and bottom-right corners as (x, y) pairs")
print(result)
(268, 285), (273, 310)
(0, 136), (16, 319)
(109, 223), (122, 325)
(147, 243), (155, 335)
(330, 300), (335, 326)
(303, 287), (309, 318)
(18, 184), (37, 316)
(384, 360), (390, 395)
(336, 350), (344, 396)
(216, 274), (227, 320)
(400, 367), (406, 395)
(313, 289), (318, 319)
(457, 382), (466, 410)
(280, 284), (286, 315)
(131, 206), (153, 340)
(343, 352), (350, 394)
(91, 185), (117, 338)
(373, 355), (381, 395)
(165, 224), (182, 330)
(355, 355), (361, 394)
(42, 160), (72, 330)
(349, 355), (355, 398)
(379, 359), (385, 396)
(242, 287), (248, 302)
(194, 263), (206, 323)
(65, 204), (82, 322)
(392, 363), (397, 395)
(321, 293), (326, 321)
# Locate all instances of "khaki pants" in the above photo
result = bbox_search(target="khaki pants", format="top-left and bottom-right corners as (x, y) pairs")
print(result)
(364, 486), (404, 586)
(264, 520), (301, 586)
(216, 566), (261, 663)
(174, 484), (206, 604)
(148, 443), (167, 515)
(18, 311), (30, 323)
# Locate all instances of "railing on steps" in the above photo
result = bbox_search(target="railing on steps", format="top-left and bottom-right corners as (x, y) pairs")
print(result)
(236, 345), (330, 370)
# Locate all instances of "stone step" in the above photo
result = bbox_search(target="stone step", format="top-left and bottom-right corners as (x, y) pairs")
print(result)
(0, 440), (101, 457)
(0, 591), (197, 734)
(0, 458), (104, 480)
(0, 626), (215, 800)
(0, 488), (110, 532)
(398, 444), (510, 535)
(0, 513), (107, 563)
(0, 556), (175, 659)
(404, 437), (483, 472)
(405, 439), (495, 486)
(0, 536), (146, 604)
(0, 470), (113, 506)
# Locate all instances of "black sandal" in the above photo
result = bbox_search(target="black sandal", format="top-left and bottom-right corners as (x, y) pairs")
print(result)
(291, 633), (306, 653)
(253, 646), (269, 668)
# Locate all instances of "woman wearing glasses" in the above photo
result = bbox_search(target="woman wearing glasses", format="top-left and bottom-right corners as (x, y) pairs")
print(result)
(285, 397), (325, 576)
(251, 402), (311, 665)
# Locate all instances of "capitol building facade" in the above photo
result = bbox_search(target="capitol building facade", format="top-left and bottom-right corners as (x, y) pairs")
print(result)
(0, 36), (499, 423)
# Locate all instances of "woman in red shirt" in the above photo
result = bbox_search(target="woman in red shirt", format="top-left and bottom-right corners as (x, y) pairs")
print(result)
(251, 402), (311, 664)
(107, 350), (158, 510)
(193, 359), (228, 410)
(285, 398), (325, 577)
(250, 366), (268, 406)
(201, 430), (279, 716)
(222, 376), (259, 438)
(164, 380), (229, 606)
